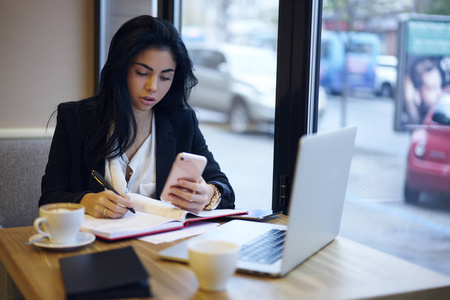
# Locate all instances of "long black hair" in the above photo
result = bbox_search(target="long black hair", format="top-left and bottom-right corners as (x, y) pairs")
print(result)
(85, 15), (198, 164)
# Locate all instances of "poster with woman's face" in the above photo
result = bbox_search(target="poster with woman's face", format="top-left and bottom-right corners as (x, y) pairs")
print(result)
(395, 16), (450, 131)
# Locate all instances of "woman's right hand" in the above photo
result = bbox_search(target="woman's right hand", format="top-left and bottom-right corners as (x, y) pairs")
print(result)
(80, 191), (133, 219)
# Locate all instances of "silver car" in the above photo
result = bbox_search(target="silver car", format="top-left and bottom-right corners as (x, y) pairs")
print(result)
(187, 43), (277, 133)
(187, 43), (326, 133)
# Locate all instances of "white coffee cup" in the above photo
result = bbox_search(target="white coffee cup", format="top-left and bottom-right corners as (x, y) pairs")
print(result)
(188, 239), (240, 291)
(33, 203), (85, 245)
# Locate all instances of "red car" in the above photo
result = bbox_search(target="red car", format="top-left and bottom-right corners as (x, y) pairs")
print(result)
(404, 94), (450, 203)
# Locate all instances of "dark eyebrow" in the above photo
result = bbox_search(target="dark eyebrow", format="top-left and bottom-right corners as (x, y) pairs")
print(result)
(135, 62), (175, 73)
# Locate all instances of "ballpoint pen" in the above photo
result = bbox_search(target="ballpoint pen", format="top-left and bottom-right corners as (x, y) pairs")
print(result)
(91, 170), (136, 214)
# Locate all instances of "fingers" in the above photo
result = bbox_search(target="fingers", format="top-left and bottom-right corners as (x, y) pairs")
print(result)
(168, 180), (211, 214)
(170, 195), (204, 214)
(102, 206), (126, 219)
(102, 191), (132, 218)
(114, 193), (134, 210)
(80, 191), (133, 219)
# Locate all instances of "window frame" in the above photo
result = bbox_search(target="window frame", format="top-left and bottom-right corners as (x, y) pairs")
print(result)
(272, 0), (323, 213)
(160, 0), (323, 214)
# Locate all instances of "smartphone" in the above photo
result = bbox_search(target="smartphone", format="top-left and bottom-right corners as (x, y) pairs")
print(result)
(160, 152), (207, 202)
(226, 209), (282, 221)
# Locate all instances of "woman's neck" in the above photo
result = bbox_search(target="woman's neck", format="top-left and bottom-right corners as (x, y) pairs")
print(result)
(132, 107), (153, 123)
(126, 109), (153, 162)
(134, 109), (153, 135)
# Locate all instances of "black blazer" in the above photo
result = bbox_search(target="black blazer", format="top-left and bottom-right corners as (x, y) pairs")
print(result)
(39, 99), (235, 209)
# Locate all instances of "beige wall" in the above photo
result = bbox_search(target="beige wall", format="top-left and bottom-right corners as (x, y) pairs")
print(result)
(0, 0), (95, 135)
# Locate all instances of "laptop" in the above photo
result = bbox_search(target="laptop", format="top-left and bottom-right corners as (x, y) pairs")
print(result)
(158, 126), (357, 277)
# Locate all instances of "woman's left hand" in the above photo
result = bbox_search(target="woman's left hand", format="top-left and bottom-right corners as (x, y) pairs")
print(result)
(168, 177), (214, 214)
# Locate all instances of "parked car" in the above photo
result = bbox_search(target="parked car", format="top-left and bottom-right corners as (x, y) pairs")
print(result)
(374, 55), (397, 98)
(404, 93), (450, 203)
(187, 43), (276, 133)
(187, 43), (326, 133)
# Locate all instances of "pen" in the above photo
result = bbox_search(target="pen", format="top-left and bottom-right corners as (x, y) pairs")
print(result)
(91, 170), (136, 214)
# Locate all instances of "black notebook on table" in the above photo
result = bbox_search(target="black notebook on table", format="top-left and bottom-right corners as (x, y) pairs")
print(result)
(59, 246), (151, 300)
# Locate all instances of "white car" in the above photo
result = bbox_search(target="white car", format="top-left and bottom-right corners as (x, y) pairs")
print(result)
(187, 43), (326, 132)
(374, 55), (397, 98)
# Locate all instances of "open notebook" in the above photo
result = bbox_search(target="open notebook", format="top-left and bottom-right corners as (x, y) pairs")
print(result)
(81, 193), (246, 240)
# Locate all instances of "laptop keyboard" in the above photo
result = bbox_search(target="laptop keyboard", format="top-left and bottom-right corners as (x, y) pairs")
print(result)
(240, 229), (286, 265)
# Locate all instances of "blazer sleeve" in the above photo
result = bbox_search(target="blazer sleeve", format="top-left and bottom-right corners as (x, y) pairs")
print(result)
(39, 102), (92, 206)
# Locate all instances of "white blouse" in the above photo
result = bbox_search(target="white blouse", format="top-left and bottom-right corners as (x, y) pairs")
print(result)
(105, 114), (156, 198)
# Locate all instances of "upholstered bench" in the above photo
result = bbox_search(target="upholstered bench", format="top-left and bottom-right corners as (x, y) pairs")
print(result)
(0, 138), (51, 300)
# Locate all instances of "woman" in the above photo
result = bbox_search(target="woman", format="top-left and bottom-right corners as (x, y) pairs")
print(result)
(39, 15), (235, 218)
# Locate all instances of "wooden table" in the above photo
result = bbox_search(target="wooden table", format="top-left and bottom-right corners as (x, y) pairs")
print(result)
(1, 215), (450, 300)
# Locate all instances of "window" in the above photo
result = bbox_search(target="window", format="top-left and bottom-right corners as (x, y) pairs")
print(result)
(180, 0), (279, 210)
(318, 0), (450, 276)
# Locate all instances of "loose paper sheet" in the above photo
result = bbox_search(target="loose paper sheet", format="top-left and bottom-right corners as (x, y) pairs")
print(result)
(138, 221), (220, 244)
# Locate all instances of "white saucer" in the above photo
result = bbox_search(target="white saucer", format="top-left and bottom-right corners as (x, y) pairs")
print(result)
(29, 232), (96, 250)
